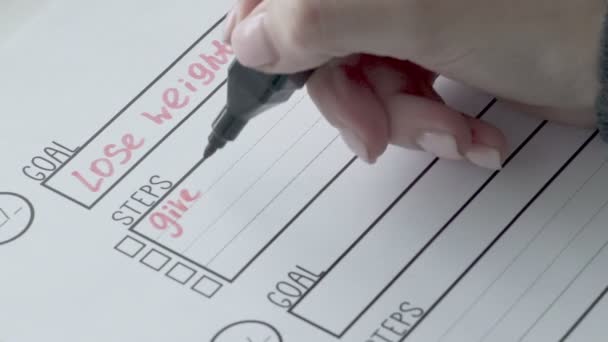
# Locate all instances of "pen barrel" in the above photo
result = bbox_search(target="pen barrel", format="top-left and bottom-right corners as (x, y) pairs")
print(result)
(225, 60), (313, 120)
(207, 60), (314, 154)
(211, 106), (248, 143)
(287, 69), (314, 88)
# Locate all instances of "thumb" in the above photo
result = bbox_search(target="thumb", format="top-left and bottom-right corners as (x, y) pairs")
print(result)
(228, 0), (427, 73)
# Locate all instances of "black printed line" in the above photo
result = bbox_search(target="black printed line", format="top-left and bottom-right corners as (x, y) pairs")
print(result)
(479, 203), (608, 342)
(231, 156), (357, 281)
(138, 94), (306, 238)
(400, 130), (598, 342)
(42, 15), (225, 182)
(44, 79), (225, 209)
(358, 120), (544, 340)
(289, 310), (343, 338)
(129, 132), (351, 282)
(520, 224), (608, 341)
(129, 228), (231, 283)
(0, 208), (8, 228)
(288, 98), (498, 337)
(151, 94), (306, 241)
(41, 16), (227, 209)
(207, 135), (339, 267)
(476, 137), (604, 341)
(438, 146), (606, 341)
(561, 285), (608, 341)
(183, 117), (323, 253)
(288, 158), (439, 337)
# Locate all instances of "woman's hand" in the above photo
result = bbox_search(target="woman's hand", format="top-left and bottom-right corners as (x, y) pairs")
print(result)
(224, 0), (605, 169)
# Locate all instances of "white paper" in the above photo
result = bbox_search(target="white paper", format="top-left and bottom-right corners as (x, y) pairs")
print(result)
(1, 1), (607, 341)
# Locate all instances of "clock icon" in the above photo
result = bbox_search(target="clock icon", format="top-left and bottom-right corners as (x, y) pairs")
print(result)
(0, 192), (34, 245)
(211, 320), (282, 342)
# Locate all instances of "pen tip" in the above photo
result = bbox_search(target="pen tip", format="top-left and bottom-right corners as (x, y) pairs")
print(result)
(203, 143), (217, 161)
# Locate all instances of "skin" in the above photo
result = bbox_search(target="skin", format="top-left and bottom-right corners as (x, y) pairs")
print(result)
(223, 0), (606, 169)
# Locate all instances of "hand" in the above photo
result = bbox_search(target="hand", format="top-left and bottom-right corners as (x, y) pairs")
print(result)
(223, 0), (605, 169)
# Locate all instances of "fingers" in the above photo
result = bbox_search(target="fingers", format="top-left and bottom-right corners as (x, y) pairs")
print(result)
(308, 56), (508, 169)
(307, 57), (390, 163)
(223, 0), (262, 42)
(223, 2), (508, 169)
(463, 116), (508, 170)
(224, 0), (425, 73)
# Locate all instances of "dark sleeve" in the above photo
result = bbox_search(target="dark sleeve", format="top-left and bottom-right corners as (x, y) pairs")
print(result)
(597, 8), (608, 141)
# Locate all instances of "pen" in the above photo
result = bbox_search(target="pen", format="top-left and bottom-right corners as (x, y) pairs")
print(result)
(203, 59), (313, 160)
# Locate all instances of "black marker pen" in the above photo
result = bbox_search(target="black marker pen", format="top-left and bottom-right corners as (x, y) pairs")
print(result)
(203, 59), (313, 160)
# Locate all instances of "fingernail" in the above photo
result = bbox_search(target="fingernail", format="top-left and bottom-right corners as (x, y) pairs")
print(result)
(416, 132), (462, 160)
(231, 12), (277, 67)
(222, 8), (238, 43)
(341, 129), (373, 163)
(465, 145), (503, 170)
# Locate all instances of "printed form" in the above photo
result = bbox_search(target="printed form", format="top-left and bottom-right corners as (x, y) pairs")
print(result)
(1, 1), (607, 341)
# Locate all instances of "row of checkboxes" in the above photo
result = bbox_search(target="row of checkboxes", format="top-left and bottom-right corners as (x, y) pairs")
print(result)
(115, 235), (222, 298)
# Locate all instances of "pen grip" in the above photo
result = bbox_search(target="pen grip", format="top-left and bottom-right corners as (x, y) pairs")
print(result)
(288, 69), (314, 89)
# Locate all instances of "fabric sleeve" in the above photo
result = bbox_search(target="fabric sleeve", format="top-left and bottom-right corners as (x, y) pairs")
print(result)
(596, 7), (608, 141)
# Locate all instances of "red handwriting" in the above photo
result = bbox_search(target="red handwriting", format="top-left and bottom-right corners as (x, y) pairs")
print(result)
(141, 40), (233, 125)
(149, 189), (201, 238)
(71, 134), (144, 192)
(72, 39), (233, 194)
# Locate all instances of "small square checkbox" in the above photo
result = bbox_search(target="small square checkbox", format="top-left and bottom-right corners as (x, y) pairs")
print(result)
(166, 262), (196, 285)
(192, 276), (222, 298)
(140, 249), (171, 271)
(114, 236), (145, 258)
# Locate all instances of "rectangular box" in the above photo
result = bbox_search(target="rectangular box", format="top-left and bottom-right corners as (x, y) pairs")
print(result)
(128, 92), (352, 282)
(355, 125), (592, 341)
(140, 249), (171, 271)
(413, 136), (608, 341)
(166, 262), (196, 285)
(289, 104), (592, 337)
(42, 17), (230, 208)
(481, 172), (608, 340)
(192, 276), (222, 298)
(114, 236), (145, 258)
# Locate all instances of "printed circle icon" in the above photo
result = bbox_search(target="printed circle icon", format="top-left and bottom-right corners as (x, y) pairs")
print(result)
(0, 192), (34, 245)
(211, 320), (282, 342)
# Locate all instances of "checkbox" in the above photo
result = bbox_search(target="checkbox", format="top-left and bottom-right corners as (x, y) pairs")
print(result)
(114, 236), (145, 258)
(192, 276), (222, 298)
(166, 262), (196, 284)
(140, 249), (171, 271)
